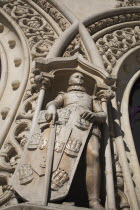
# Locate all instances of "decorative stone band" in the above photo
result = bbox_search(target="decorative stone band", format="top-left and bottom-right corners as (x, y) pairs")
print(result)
(88, 12), (140, 35)
(32, 0), (71, 31)
(116, 0), (140, 7)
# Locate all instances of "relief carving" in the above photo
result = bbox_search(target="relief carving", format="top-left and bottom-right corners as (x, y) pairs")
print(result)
(12, 72), (107, 210)
(116, 0), (140, 7)
(0, 0), (137, 209)
(113, 141), (130, 210)
(88, 13), (140, 35)
(51, 168), (69, 191)
(33, 0), (70, 31)
(12, 120), (31, 150)
(64, 137), (82, 158)
(2, 0), (58, 58)
(0, 143), (20, 172)
(63, 35), (88, 60)
(19, 164), (34, 185)
(96, 26), (140, 72)
(0, 176), (15, 207)
(0, 1), (57, 206)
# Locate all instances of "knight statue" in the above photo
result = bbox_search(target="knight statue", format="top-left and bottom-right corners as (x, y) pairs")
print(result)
(12, 72), (106, 209)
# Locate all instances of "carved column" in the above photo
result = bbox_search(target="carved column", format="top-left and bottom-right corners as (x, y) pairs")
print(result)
(97, 86), (116, 210)
(29, 69), (52, 139)
(112, 95), (140, 210)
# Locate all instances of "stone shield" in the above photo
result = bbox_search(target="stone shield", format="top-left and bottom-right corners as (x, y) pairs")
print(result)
(12, 106), (92, 204)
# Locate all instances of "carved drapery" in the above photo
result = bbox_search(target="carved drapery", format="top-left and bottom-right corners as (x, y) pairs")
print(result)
(0, 0), (139, 209)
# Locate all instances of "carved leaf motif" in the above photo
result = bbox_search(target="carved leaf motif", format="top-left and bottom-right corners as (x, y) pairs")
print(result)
(2, 0), (58, 58)
(63, 35), (88, 60)
(88, 13), (140, 35)
(96, 26), (140, 72)
(32, 0), (70, 31)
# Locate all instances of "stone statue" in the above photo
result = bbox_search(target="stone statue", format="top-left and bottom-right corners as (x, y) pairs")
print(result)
(12, 72), (106, 209)
(44, 72), (106, 209)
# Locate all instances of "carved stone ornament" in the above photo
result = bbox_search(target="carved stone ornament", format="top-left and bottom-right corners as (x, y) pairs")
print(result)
(64, 137), (82, 158)
(96, 26), (140, 73)
(0, 0), (139, 209)
(11, 56), (112, 209)
(2, 0), (58, 58)
(18, 164), (34, 185)
(32, 0), (70, 31)
(0, 0), (67, 207)
(116, 0), (140, 7)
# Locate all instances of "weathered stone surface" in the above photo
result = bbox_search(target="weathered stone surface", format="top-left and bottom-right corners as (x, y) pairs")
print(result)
(1, 203), (89, 210)
(59, 0), (117, 20)
(0, 0), (140, 210)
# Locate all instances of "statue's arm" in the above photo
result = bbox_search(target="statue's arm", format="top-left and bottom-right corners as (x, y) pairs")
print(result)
(81, 98), (106, 123)
(92, 99), (106, 123)
(45, 92), (64, 123)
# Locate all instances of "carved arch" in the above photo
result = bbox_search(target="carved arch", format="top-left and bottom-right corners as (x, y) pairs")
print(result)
(114, 47), (140, 201)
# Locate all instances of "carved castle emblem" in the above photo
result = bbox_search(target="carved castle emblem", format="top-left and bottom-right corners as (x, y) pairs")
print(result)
(64, 138), (82, 158)
(57, 108), (71, 124)
(27, 133), (41, 150)
(19, 164), (34, 185)
(55, 140), (65, 153)
(51, 168), (69, 191)
(76, 117), (90, 130)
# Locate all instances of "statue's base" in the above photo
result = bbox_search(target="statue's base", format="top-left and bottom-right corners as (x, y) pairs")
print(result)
(1, 203), (93, 210)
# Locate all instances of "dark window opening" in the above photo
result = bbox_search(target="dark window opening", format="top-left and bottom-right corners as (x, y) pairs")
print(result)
(129, 77), (140, 163)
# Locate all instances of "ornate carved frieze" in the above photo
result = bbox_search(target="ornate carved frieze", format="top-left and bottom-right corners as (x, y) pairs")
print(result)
(63, 35), (88, 60)
(32, 0), (70, 31)
(116, 0), (140, 7)
(96, 26), (140, 73)
(88, 13), (140, 36)
(1, 0), (58, 58)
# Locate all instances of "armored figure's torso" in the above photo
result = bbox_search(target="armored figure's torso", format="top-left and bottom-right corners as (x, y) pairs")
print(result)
(63, 91), (93, 110)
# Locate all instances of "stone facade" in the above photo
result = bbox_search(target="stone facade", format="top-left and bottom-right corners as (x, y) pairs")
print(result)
(0, 0), (140, 209)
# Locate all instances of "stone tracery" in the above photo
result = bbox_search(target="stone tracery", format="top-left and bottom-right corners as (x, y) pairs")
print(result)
(96, 26), (140, 73)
